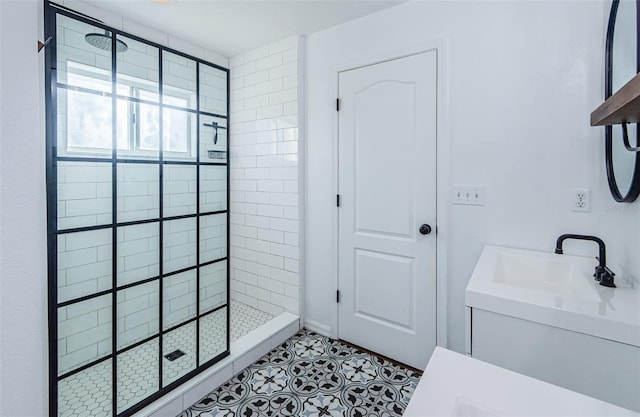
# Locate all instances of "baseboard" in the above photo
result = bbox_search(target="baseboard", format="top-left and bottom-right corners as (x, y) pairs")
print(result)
(304, 319), (331, 337)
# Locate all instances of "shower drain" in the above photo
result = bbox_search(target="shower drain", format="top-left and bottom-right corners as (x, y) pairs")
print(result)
(164, 350), (186, 361)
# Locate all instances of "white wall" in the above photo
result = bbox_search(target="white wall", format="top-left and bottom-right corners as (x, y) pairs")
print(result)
(0, 1), (48, 415)
(228, 37), (304, 317)
(304, 0), (640, 353)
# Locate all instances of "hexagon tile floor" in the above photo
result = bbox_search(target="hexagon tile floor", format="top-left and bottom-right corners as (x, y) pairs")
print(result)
(57, 301), (273, 417)
(178, 329), (422, 417)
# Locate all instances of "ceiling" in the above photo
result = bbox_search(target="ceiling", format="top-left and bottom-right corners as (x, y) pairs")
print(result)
(79, 0), (406, 57)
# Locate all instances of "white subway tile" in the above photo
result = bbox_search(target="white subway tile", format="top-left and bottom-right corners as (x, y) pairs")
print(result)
(244, 94), (269, 110)
(244, 45), (270, 63)
(233, 85), (258, 100)
(231, 109), (257, 123)
(284, 232), (299, 247)
(245, 238), (271, 254)
(230, 191), (246, 203)
(244, 215), (271, 229)
(256, 130), (283, 144)
(245, 260), (271, 278)
(257, 276), (285, 294)
(230, 212), (246, 225)
(269, 167), (298, 180)
(269, 62), (297, 80)
(234, 270), (258, 286)
(231, 179), (257, 192)
(231, 61), (256, 79)
(245, 284), (271, 302)
(270, 242), (298, 259)
(257, 229), (284, 244)
(256, 53), (283, 71)
(230, 278), (246, 295)
(230, 99), (245, 113)
(232, 202), (257, 215)
(231, 291), (258, 308)
(283, 101), (298, 116)
(282, 48), (297, 64)
(257, 252), (284, 269)
(270, 293), (299, 313)
(283, 258), (299, 273)
(232, 247), (259, 263)
(257, 155), (283, 168)
(255, 78), (284, 96)
(244, 168), (270, 179)
(245, 70), (269, 87)
(269, 88), (297, 105)
(257, 204), (283, 218)
(283, 74), (298, 90)
(257, 180), (284, 193)
(257, 104), (283, 120)
(257, 300), (286, 316)
(284, 284), (299, 299)
(283, 181), (298, 194)
(234, 156), (258, 169)
(277, 141), (298, 155)
(244, 192), (271, 204)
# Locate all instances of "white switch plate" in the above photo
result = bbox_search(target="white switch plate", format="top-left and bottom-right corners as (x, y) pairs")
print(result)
(453, 185), (485, 206)
(571, 188), (591, 212)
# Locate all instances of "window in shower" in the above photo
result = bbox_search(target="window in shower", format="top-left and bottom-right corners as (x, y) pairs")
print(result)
(45, 5), (230, 417)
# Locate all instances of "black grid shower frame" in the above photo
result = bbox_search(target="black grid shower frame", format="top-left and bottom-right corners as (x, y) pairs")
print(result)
(44, 3), (231, 417)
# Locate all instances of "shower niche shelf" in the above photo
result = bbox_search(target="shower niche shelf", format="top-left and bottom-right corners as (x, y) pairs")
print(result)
(591, 72), (640, 126)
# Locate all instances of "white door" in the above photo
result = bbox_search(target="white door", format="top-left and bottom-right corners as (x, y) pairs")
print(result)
(337, 51), (437, 370)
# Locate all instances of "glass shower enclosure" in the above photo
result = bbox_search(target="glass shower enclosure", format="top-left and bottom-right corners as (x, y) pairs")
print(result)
(45, 4), (230, 416)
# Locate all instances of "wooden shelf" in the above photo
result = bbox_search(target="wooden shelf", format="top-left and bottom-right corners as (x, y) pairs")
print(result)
(591, 72), (640, 126)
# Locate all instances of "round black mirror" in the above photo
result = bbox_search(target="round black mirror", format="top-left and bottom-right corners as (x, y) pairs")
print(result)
(605, 0), (640, 202)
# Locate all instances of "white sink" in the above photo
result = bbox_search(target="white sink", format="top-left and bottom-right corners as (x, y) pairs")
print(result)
(466, 245), (640, 347)
(494, 251), (601, 303)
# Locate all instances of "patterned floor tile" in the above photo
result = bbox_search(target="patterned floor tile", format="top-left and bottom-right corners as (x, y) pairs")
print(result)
(179, 329), (422, 417)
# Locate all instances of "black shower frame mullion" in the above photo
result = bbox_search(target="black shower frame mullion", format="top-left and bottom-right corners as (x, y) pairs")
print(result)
(46, 3), (230, 417)
(158, 46), (165, 392)
(196, 62), (201, 368)
(110, 27), (119, 416)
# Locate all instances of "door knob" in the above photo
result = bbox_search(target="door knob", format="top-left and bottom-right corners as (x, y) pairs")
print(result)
(419, 224), (432, 235)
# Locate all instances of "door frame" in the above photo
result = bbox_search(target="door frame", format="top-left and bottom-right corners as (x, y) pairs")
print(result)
(329, 39), (450, 349)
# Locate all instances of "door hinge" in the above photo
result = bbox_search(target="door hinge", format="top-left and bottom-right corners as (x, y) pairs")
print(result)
(336, 194), (341, 207)
(336, 98), (340, 111)
(336, 290), (340, 303)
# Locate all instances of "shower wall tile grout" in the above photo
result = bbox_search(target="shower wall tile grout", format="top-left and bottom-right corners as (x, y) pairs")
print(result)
(228, 36), (301, 317)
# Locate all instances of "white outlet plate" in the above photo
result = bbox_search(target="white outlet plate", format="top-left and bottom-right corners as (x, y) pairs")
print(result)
(571, 188), (591, 212)
(453, 185), (485, 206)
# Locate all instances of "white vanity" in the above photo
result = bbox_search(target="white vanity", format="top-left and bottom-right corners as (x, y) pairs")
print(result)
(465, 245), (640, 412)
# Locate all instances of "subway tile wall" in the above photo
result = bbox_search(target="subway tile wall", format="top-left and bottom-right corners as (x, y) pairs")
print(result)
(229, 37), (302, 316)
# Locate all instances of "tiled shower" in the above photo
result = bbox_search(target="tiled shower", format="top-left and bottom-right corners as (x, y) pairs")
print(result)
(47, 4), (301, 417)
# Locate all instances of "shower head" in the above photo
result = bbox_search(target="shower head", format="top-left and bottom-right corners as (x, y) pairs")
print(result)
(85, 31), (128, 53)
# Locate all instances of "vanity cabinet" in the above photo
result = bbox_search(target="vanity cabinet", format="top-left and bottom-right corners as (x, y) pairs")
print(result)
(467, 307), (640, 413)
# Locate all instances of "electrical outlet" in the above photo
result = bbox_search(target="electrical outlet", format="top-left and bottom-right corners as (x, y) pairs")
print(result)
(453, 185), (485, 206)
(571, 188), (591, 212)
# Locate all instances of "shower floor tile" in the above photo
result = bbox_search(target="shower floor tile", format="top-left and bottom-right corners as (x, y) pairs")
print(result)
(230, 300), (273, 342)
(179, 329), (422, 417)
(57, 301), (274, 417)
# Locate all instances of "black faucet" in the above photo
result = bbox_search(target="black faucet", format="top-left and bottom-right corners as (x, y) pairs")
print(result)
(555, 234), (616, 288)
